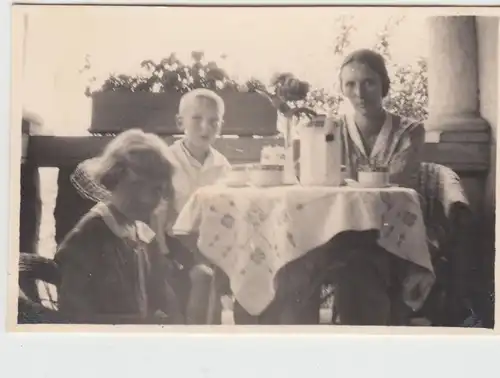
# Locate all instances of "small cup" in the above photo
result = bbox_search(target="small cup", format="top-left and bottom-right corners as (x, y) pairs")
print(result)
(249, 164), (284, 187)
(357, 171), (390, 188)
(226, 164), (249, 185)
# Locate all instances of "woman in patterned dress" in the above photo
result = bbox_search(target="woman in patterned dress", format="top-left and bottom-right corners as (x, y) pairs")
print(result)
(319, 49), (426, 325)
(337, 49), (425, 189)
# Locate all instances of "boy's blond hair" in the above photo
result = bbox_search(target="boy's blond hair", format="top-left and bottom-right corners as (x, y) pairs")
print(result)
(178, 88), (225, 117)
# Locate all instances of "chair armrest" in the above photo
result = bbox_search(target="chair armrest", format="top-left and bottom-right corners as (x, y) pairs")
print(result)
(19, 253), (61, 287)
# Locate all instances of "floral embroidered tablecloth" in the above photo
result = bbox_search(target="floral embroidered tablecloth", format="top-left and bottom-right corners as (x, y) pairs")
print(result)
(173, 185), (435, 316)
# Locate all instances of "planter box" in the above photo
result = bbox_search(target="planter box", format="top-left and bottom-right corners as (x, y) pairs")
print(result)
(90, 91), (278, 136)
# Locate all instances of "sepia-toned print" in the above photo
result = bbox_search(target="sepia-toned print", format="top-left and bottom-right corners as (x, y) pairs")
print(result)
(10, 4), (497, 331)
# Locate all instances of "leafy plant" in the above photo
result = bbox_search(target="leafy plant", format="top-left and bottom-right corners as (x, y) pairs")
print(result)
(372, 16), (428, 121)
(384, 57), (428, 120)
(84, 51), (247, 96)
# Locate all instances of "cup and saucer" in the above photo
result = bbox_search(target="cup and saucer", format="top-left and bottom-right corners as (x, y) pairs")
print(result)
(222, 164), (250, 187)
(348, 172), (399, 188)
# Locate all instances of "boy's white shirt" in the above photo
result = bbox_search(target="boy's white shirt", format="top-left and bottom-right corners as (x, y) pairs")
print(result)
(152, 138), (231, 254)
(168, 139), (231, 214)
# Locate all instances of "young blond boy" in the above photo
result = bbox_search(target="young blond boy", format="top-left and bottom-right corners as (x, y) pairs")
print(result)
(153, 88), (232, 324)
(156, 88), (230, 230)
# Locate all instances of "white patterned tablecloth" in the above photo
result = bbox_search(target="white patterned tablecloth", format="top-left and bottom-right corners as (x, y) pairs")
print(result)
(173, 184), (435, 316)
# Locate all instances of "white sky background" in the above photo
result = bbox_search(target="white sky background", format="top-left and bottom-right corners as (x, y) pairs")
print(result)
(21, 6), (429, 135)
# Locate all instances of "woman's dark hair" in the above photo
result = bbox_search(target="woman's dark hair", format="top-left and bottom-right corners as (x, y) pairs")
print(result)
(339, 49), (391, 98)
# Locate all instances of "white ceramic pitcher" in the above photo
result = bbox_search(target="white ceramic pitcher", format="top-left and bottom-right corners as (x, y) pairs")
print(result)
(299, 115), (342, 186)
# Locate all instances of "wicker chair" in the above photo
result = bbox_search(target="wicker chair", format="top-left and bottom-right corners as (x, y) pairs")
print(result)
(17, 251), (217, 325)
(18, 253), (61, 324)
(17, 252), (179, 325)
(412, 162), (476, 326)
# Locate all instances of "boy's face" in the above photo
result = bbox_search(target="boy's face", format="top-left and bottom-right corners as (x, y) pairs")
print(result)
(176, 97), (222, 150)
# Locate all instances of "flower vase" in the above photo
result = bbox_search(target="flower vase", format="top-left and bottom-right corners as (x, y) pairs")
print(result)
(283, 117), (298, 184)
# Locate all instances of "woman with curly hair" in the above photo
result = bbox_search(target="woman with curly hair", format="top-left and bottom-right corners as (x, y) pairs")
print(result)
(55, 129), (183, 324)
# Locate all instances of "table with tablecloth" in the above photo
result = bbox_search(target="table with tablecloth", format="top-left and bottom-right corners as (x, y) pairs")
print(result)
(172, 184), (435, 317)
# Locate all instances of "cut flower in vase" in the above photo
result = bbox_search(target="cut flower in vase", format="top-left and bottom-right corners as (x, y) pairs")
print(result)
(357, 159), (390, 173)
(252, 72), (317, 122)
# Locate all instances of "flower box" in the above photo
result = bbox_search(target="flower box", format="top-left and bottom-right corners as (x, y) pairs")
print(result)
(89, 91), (278, 136)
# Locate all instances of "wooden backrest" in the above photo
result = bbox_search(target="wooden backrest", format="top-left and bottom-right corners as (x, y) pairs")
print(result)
(28, 135), (285, 167)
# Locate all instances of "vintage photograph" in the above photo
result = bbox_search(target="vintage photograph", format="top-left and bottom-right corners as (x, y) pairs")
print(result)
(11, 4), (497, 329)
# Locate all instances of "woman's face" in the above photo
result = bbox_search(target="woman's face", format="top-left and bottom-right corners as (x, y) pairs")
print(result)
(112, 171), (168, 222)
(340, 61), (384, 117)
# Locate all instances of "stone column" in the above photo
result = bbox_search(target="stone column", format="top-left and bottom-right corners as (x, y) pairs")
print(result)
(426, 17), (495, 325)
(425, 16), (491, 217)
(426, 16), (489, 132)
